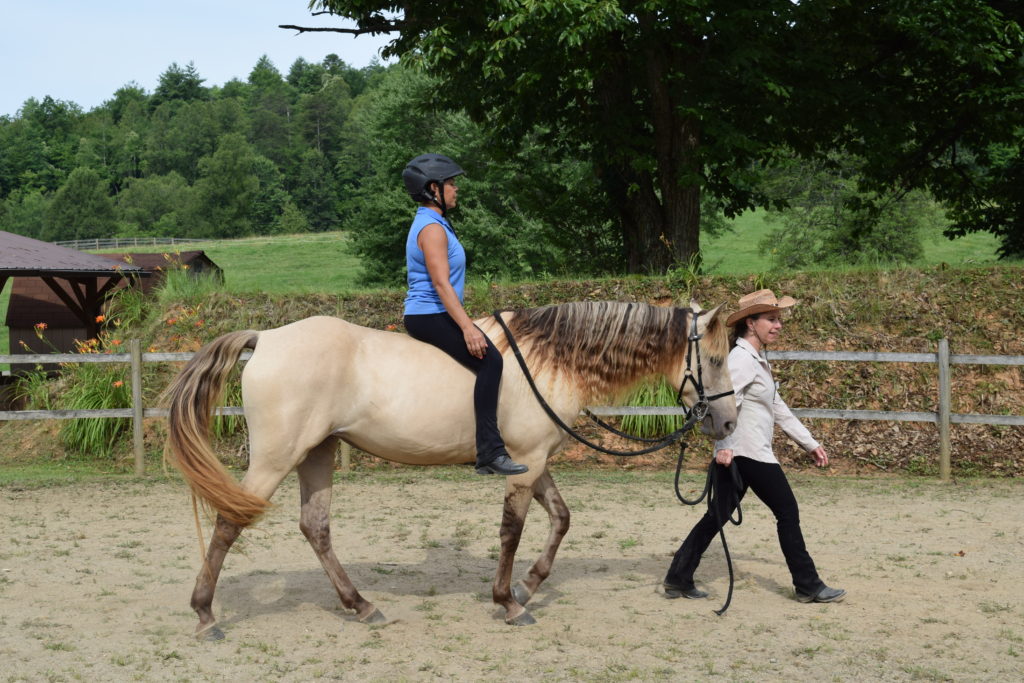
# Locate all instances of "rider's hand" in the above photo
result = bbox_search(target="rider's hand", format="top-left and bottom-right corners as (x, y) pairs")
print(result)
(463, 325), (488, 359)
(715, 448), (734, 466)
(809, 446), (829, 467)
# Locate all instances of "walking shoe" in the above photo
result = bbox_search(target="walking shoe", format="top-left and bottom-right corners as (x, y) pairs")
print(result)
(795, 585), (846, 603)
(475, 453), (528, 476)
(663, 583), (708, 600)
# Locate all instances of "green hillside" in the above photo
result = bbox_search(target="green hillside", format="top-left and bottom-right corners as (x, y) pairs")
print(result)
(0, 218), (1011, 368)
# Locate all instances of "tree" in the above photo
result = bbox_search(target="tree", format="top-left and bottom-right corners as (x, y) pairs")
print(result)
(247, 56), (296, 168)
(0, 188), (51, 239)
(43, 166), (117, 241)
(297, 1), (1024, 273)
(291, 148), (340, 231)
(334, 66), (621, 286)
(294, 75), (352, 157)
(758, 153), (939, 269)
(0, 96), (83, 194)
(151, 62), (207, 109)
(116, 172), (191, 236)
(189, 133), (263, 238)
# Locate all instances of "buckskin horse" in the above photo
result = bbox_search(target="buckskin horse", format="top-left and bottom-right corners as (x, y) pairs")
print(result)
(163, 300), (736, 639)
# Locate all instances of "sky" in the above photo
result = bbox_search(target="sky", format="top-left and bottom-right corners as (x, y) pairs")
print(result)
(0, 1), (394, 117)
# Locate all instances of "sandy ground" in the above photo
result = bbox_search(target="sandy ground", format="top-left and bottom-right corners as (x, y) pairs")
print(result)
(1, 469), (1022, 682)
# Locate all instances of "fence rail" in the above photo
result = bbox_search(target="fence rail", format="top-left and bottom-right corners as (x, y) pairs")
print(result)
(2, 341), (1023, 480)
(54, 237), (212, 251)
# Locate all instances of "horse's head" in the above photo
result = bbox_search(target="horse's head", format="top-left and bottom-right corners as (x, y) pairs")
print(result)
(669, 303), (737, 440)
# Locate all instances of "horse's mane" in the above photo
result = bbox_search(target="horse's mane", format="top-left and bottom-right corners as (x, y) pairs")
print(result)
(500, 301), (724, 402)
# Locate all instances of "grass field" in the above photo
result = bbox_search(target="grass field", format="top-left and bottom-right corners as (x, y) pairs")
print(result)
(0, 216), (1010, 371)
(701, 210), (1005, 275)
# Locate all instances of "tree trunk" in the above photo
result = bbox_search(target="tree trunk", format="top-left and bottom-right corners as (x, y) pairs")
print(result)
(596, 18), (704, 274)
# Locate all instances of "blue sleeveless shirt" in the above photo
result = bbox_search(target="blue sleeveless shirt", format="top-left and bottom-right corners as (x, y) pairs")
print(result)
(403, 206), (466, 315)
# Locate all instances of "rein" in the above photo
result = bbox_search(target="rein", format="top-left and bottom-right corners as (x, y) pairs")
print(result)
(492, 309), (730, 457)
(492, 307), (742, 615)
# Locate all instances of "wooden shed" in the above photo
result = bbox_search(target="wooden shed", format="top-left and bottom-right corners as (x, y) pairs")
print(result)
(5, 250), (221, 367)
(1, 231), (150, 375)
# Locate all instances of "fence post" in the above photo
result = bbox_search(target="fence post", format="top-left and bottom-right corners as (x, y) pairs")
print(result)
(339, 441), (351, 473)
(937, 338), (951, 481)
(130, 339), (145, 476)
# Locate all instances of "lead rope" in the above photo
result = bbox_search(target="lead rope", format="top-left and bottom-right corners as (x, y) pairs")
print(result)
(493, 309), (742, 614)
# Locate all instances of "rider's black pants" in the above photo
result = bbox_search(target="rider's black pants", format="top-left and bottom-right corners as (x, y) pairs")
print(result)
(665, 457), (825, 596)
(404, 312), (507, 464)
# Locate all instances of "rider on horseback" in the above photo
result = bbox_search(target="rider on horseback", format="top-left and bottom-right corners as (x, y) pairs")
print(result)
(401, 154), (528, 476)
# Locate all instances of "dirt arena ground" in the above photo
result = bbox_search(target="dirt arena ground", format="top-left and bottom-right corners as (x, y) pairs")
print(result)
(1, 470), (1021, 682)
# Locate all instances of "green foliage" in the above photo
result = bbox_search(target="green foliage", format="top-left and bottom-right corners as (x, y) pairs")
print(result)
(758, 153), (944, 269)
(57, 363), (132, 457)
(154, 265), (226, 308)
(313, 0), (1024, 272)
(115, 172), (191, 236)
(12, 369), (53, 410)
(43, 166), (117, 241)
(0, 188), (51, 239)
(619, 379), (685, 438)
(151, 62), (207, 109)
(337, 66), (621, 287)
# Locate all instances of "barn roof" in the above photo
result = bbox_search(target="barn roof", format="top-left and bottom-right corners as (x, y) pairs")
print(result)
(0, 231), (147, 277)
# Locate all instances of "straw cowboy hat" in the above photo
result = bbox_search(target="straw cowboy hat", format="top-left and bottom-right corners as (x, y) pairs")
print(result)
(726, 289), (798, 326)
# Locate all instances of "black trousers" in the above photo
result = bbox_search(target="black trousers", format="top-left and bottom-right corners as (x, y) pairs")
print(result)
(404, 312), (506, 464)
(665, 457), (825, 595)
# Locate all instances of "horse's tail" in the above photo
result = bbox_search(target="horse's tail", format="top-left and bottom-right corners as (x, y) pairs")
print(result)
(163, 330), (268, 528)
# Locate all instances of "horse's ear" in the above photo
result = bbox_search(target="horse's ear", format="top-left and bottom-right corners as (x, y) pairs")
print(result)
(707, 303), (728, 325)
(689, 299), (703, 313)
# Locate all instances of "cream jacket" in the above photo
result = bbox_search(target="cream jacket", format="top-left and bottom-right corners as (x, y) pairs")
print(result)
(714, 337), (819, 464)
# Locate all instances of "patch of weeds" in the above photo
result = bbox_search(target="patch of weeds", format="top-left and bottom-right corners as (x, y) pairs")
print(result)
(997, 628), (1022, 643)
(618, 537), (640, 551)
(360, 632), (385, 649)
(110, 653), (135, 667)
(900, 664), (952, 681)
(979, 601), (1012, 614)
(792, 644), (826, 658)
(43, 641), (75, 651)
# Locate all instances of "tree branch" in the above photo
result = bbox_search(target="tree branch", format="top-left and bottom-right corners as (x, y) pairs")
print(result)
(282, 13), (405, 35)
(279, 23), (401, 35)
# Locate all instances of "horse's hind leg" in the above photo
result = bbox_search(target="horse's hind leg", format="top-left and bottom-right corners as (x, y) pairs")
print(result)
(191, 514), (242, 640)
(297, 437), (384, 624)
(512, 468), (570, 607)
(191, 460), (290, 640)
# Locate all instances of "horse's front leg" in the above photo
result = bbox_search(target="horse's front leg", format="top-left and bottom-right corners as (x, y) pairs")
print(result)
(494, 481), (536, 625)
(511, 468), (570, 607)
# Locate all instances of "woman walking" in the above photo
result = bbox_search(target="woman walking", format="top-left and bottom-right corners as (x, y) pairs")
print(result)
(664, 289), (845, 603)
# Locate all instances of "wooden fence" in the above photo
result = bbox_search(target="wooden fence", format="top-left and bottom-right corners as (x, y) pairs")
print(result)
(2, 339), (1023, 480)
(54, 236), (212, 250)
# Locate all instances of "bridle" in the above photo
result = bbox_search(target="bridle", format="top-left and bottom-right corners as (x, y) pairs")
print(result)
(673, 308), (735, 419)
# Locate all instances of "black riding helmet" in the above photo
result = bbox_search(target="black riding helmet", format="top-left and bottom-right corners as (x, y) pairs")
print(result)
(402, 153), (465, 216)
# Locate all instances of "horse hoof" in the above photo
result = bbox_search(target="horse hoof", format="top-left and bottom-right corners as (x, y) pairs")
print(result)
(196, 624), (224, 641)
(511, 582), (531, 606)
(505, 609), (537, 626)
(359, 608), (387, 625)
